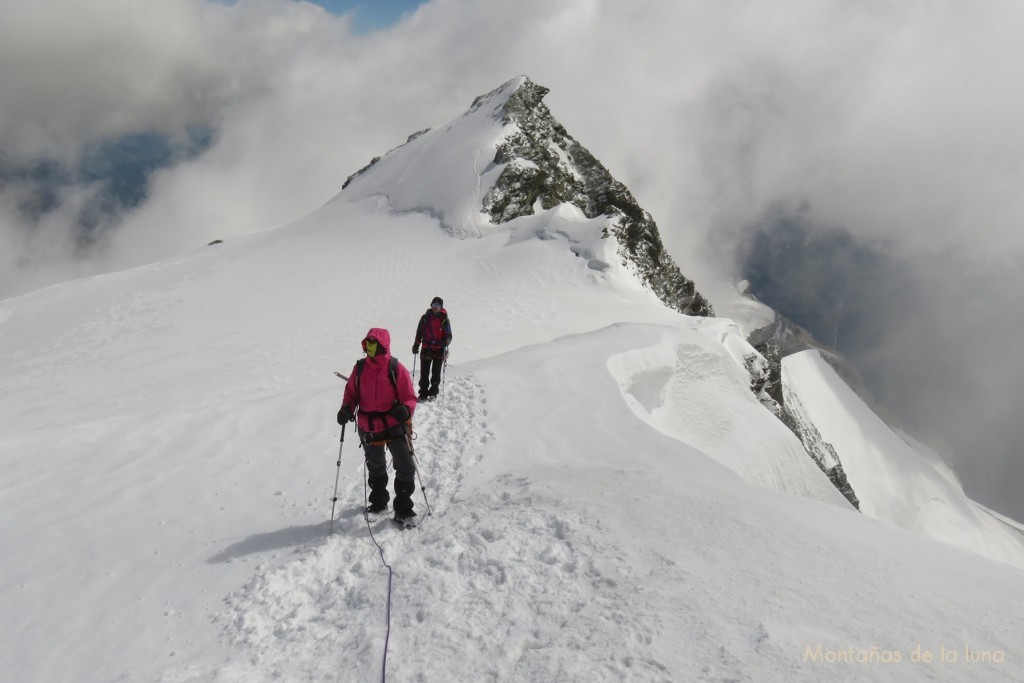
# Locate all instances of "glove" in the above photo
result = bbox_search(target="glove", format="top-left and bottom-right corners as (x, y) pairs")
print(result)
(390, 402), (411, 422)
(412, 345), (419, 355)
(337, 406), (355, 425)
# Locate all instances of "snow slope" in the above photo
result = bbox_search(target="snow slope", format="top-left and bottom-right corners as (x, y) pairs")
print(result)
(4, 288), (1024, 681)
(338, 76), (523, 239)
(783, 349), (1024, 568)
(3, 79), (1024, 682)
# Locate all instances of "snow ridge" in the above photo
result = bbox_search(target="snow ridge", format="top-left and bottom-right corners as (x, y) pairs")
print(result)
(340, 75), (713, 317)
(784, 349), (1024, 568)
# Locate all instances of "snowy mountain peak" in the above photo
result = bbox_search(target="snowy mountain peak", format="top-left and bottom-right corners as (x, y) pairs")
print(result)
(340, 75), (714, 317)
(466, 74), (534, 116)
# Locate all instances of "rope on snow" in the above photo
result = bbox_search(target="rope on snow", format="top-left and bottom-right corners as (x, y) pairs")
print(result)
(363, 461), (394, 683)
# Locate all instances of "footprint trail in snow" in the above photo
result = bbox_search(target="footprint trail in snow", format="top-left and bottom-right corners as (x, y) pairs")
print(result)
(199, 371), (669, 683)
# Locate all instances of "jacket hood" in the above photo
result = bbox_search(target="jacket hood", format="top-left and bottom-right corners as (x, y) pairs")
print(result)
(362, 327), (392, 355)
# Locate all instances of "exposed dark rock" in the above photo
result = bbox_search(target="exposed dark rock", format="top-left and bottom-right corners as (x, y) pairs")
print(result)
(342, 129), (433, 190)
(342, 156), (381, 190)
(478, 78), (713, 317)
(749, 341), (783, 408)
(337, 77), (711, 316)
(781, 387), (861, 510)
(749, 311), (906, 428)
(748, 312), (866, 508)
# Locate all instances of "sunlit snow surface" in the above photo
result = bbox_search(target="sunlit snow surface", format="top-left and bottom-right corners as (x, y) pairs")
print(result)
(3, 83), (1023, 681)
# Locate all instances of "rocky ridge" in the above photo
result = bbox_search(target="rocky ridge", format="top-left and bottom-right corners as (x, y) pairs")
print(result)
(477, 78), (713, 317)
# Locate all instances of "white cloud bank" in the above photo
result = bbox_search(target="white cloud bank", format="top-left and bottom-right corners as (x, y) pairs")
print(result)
(4, 0), (1024, 270)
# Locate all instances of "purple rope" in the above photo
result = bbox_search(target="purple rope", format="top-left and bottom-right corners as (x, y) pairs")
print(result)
(364, 462), (394, 683)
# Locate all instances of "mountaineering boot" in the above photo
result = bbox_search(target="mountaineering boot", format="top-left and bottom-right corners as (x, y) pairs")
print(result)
(393, 478), (416, 525)
(367, 473), (390, 513)
(393, 512), (418, 528)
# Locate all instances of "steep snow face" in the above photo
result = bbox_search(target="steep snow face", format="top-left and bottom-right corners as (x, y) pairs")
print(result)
(783, 349), (1024, 568)
(338, 77), (522, 238)
(608, 322), (848, 506)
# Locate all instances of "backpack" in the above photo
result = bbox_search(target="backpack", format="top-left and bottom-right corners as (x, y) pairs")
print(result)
(420, 310), (451, 349)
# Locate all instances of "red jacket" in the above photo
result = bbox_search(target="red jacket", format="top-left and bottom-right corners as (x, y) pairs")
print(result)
(341, 328), (417, 434)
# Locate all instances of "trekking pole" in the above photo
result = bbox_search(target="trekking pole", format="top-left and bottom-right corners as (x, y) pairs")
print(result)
(440, 348), (449, 397)
(405, 425), (432, 516)
(328, 423), (347, 534)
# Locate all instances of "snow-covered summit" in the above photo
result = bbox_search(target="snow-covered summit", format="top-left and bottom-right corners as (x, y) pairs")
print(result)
(341, 75), (713, 316)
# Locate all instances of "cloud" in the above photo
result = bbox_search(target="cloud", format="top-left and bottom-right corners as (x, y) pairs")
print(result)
(855, 253), (1024, 520)
(7, 0), (1024, 270)
(2, 0), (1024, 518)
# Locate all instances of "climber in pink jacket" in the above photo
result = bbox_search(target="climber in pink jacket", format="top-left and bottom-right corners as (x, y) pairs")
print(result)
(337, 328), (420, 523)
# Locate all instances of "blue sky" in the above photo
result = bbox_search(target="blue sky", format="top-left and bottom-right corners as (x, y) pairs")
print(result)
(305, 0), (430, 33)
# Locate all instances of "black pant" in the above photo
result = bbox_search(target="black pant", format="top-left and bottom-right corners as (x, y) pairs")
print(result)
(363, 434), (416, 515)
(418, 351), (444, 396)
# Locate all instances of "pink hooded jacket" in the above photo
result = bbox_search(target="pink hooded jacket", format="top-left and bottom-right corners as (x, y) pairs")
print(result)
(341, 328), (417, 435)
